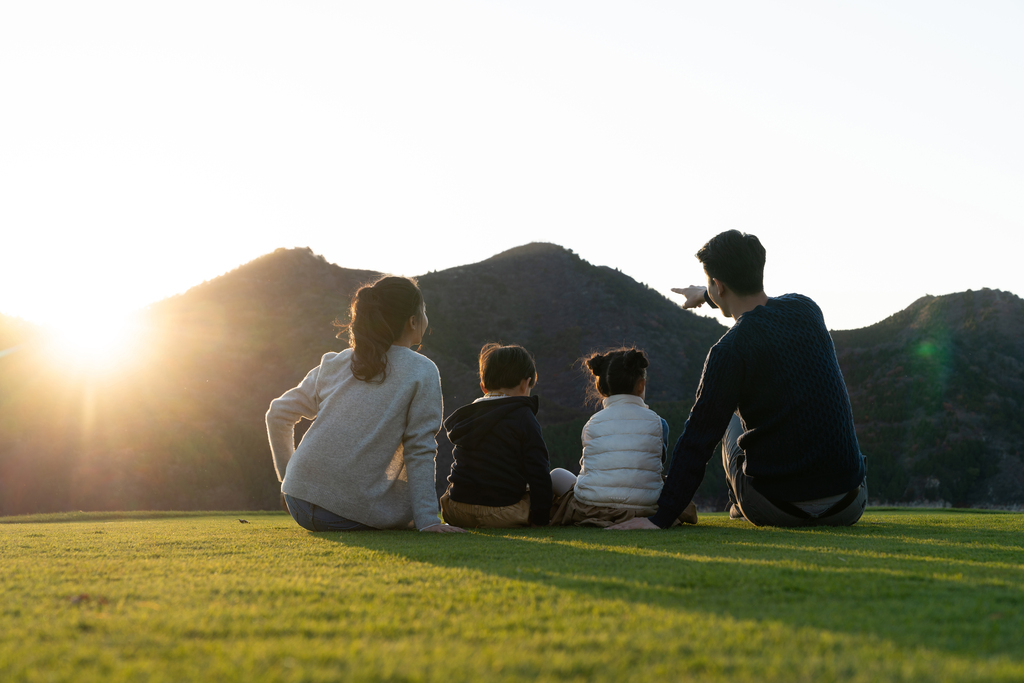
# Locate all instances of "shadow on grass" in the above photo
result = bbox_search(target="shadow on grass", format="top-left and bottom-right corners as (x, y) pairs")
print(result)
(326, 511), (1024, 661)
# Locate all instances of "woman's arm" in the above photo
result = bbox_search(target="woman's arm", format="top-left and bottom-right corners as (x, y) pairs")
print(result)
(266, 365), (320, 481)
(401, 367), (451, 531)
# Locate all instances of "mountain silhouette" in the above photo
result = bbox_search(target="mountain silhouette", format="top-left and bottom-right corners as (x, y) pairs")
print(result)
(1, 247), (1021, 515)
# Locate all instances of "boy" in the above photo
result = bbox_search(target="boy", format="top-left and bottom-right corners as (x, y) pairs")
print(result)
(441, 343), (554, 527)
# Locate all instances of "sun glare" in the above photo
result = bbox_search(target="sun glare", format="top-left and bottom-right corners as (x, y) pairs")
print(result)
(44, 313), (148, 374)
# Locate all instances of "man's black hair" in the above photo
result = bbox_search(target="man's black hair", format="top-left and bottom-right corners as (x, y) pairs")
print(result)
(695, 230), (766, 296)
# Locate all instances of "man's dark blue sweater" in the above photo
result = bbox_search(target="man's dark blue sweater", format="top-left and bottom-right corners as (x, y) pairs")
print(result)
(649, 293), (865, 528)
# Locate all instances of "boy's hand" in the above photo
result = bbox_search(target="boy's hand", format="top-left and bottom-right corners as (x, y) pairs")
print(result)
(606, 517), (659, 530)
(671, 286), (707, 309)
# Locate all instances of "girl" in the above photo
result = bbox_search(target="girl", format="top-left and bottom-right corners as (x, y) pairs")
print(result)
(266, 276), (464, 533)
(549, 347), (697, 527)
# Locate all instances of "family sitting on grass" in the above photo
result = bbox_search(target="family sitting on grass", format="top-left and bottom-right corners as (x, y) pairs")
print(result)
(267, 230), (867, 533)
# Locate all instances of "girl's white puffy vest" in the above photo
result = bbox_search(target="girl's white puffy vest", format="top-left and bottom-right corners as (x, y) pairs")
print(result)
(574, 394), (664, 509)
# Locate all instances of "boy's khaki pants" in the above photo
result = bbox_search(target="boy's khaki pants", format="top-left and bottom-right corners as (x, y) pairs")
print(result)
(440, 491), (532, 528)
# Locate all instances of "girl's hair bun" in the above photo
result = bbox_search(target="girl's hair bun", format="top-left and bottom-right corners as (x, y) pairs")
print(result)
(581, 346), (649, 401)
(586, 354), (609, 375)
(623, 349), (649, 371)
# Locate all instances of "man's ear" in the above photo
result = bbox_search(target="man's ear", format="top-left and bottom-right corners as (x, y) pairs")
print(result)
(712, 277), (727, 298)
(480, 381), (488, 395)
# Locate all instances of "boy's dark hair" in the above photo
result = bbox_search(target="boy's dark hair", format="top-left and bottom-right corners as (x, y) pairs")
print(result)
(479, 343), (537, 391)
(584, 347), (649, 402)
(695, 230), (766, 296)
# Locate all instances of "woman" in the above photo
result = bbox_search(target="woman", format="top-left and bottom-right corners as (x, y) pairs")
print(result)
(266, 276), (464, 533)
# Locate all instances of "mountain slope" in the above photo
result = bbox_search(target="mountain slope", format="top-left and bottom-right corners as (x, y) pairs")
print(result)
(832, 288), (1024, 505)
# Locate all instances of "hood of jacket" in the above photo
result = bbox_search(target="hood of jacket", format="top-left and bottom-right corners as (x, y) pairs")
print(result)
(444, 395), (539, 448)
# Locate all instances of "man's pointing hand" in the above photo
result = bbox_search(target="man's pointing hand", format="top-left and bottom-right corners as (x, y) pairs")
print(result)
(671, 286), (707, 309)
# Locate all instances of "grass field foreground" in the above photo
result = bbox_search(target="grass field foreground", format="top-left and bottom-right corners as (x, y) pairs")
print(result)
(2, 509), (1023, 682)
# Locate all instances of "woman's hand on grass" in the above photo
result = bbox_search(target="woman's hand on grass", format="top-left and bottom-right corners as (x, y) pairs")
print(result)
(420, 523), (467, 533)
(671, 286), (707, 309)
(606, 517), (659, 530)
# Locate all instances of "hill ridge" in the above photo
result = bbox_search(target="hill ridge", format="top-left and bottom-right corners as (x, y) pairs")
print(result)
(1, 247), (1022, 513)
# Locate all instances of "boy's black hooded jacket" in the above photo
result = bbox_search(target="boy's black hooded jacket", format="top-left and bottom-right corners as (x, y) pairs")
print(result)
(444, 395), (552, 525)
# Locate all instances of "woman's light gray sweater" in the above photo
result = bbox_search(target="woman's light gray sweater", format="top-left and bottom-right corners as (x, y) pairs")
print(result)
(266, 346), (443, 530)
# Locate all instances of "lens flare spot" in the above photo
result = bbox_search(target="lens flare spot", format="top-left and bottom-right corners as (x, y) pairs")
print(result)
(916, 341), (937, 358)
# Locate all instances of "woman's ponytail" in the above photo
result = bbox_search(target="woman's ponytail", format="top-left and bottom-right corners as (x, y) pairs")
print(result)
(336, 276), (424, 382)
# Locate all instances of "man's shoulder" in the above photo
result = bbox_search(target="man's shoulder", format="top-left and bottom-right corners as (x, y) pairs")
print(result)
(735, 293), (824, 328)
(775, 292), (813, 302)
(766, 293), (823, 317)
(719, 294), (823, 353)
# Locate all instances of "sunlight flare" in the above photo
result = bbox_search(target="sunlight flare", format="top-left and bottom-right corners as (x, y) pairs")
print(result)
(43, 311), (148, 373)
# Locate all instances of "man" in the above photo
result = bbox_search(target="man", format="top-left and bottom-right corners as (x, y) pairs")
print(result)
(610, 230), (866, 529)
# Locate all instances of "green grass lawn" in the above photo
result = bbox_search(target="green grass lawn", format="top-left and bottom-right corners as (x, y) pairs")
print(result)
(2, 509), (1022, 682)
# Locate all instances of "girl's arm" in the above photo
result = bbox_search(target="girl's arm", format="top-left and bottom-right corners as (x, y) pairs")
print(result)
(266, 365), (320, 481)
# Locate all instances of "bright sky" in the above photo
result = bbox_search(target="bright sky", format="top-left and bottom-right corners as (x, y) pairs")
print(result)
(2, 1), (1022, 333)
